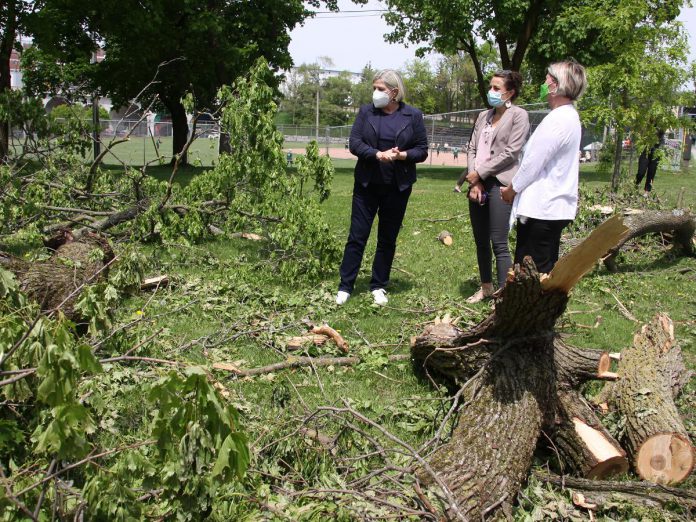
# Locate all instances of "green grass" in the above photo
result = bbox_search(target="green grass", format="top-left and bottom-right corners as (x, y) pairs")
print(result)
(111, 157), (696, 516)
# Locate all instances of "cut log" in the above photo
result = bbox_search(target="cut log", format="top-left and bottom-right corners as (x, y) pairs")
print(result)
(140, 275), (169, 291)
(603, 209), (695, 272)
(612, 314), (694, 484)
(551, 389), (628, 479)
(437, 230), (453, 246)
(552, 339), (613, 388)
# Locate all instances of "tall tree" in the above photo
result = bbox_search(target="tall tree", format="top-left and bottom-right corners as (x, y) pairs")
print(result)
(574, 0), (689, 189)
(24, 0), (337, 165)
(0, 1), (29, 161)
(374, 0), (560, 105)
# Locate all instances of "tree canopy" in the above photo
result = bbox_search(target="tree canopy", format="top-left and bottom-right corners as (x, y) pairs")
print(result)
(17, 0), (338, 164)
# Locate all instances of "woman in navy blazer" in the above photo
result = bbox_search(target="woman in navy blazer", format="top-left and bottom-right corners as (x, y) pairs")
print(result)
(336, 69), (428, 306)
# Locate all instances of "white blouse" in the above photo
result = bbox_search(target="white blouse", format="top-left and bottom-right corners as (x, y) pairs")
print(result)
(510, 104), (581, 223)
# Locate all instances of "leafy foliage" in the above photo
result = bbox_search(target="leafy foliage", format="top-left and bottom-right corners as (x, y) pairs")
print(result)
(0, 268), (249, 520)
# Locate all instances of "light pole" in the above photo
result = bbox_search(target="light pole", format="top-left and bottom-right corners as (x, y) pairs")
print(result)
(315, 75), (320, 141)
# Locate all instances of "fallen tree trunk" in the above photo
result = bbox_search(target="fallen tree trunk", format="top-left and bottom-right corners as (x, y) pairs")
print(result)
(612, 315), (694, 484)
(411, 216), (639, 517)
(603, 209), (695, 271)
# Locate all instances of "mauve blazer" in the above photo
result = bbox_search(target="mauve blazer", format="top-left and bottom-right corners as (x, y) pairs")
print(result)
(464, 105), (530, 187)
(349, 102), (429, 191)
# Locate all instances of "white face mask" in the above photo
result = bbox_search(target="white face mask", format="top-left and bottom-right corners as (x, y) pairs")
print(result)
(372, 89), (391, 108)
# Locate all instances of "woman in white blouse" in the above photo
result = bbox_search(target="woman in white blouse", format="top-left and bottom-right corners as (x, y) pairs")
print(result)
(501, 61), (587, 273)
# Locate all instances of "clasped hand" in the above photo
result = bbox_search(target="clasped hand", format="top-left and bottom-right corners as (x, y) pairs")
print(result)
(468, 181), (485, 204)
(377, 147), (406, 162)
(500, 185), (516, 204)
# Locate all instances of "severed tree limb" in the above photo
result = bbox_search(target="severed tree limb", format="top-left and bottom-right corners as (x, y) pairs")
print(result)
(310, 324), (349, 353)
(550, 388), (629, 479)
(220, 354), (409, 378)
(603, 210), (695, 272)
(543, 214), (629, 292)
(534, 471), (696, 510)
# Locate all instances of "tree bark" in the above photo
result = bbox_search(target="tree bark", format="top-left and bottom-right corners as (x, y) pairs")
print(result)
(417, 340), (556, 520)
(413, 259), (564, 519)
(460, 37), (489, 108)
(410, 216), (638, 517)
(612, 315), (694, 484)
(510, 0), (547, 71)
(603, 210), (695, 271)
(0, 1), (18, 162)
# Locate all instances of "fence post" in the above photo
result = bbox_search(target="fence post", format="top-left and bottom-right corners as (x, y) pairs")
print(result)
(429, 117), (435, 166)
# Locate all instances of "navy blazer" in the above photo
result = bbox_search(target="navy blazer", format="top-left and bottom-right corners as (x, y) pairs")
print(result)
(349, 102), (429, 191)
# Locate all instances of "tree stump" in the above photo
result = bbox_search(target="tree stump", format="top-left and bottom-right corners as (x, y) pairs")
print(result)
(438, 230), (453, 246)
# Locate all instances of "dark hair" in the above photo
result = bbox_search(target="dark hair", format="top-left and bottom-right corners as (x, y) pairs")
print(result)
(492, 70), (523, 100)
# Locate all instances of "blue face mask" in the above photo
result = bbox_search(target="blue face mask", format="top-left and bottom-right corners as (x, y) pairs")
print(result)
(487, 90), (508, 107)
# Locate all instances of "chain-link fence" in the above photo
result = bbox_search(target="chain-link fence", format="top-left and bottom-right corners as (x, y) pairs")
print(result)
(7, 107), (616, 169)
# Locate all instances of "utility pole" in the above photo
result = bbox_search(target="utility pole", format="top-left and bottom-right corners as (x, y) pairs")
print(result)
(315, 82), (320, 141)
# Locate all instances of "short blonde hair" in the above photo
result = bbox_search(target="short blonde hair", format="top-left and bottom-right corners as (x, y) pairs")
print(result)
(373, 69), (405, 102)
(548, 61), (587, 101)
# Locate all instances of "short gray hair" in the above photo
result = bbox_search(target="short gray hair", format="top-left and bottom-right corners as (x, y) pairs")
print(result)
(373, 69), (405, 102)
(547, 61), (587, 101)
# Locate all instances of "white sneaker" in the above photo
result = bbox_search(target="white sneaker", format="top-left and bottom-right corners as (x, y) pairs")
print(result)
(371, 288), (388, 306)
(335, 291), (350, 305)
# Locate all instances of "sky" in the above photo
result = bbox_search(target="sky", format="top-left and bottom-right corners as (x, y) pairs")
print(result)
(289, 0), (696, 74)
(288, 0), (426, 73)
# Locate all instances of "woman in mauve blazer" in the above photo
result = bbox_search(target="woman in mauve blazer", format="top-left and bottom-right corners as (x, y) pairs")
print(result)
(335, 69), (428, 306)
(456, 70), (530, 303)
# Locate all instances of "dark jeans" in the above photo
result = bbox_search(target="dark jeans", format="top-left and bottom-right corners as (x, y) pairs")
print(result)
(339, 182), (412, 293)
(635, 148), (659, 192)
(468, 180), (512, 288)
(514, 217), (571, 274)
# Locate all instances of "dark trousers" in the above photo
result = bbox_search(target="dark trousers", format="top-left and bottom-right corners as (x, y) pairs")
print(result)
(468, 180), (512, 288)
(514, 217), (571, 274)
(635, 147), (659, 192)
(339, 182), (412, 293)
